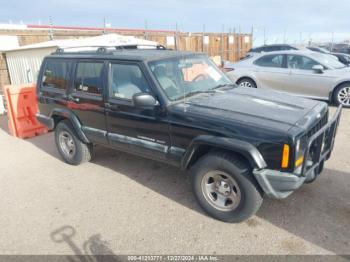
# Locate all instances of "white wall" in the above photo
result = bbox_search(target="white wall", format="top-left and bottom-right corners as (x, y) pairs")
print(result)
(0, 35), (19, 51)
(5, 47), (56, 85)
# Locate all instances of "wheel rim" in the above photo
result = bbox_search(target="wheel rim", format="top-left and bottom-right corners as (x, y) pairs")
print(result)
(239, 81), (253, 88)
(338, 86), (350, 106)
(201, 170), (242, 212)
(58, 131), (76, 158)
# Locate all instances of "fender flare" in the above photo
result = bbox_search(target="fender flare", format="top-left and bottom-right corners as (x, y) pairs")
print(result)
(181, 135), (267, 170)
(50, 108), (90, 143)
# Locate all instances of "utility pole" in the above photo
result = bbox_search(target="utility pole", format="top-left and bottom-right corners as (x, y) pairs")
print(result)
(331, 31), (334, 52)
(48, 16), (54, 40)
(221, 25), (225, 60)
(175, 22), (179, 51)
(238, 26), (241, 59)
(144, 20), (148, 40)
(103, 18), (106, 34)
(283, 29), (286, 44)
(202, 24), (205, 52)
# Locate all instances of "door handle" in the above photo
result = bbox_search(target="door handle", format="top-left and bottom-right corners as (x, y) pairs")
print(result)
(68, 96), (80, 103)
(105, 103), (118, 109)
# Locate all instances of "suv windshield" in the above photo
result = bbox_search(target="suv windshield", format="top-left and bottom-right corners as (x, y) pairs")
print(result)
(149, 56), (232, 101)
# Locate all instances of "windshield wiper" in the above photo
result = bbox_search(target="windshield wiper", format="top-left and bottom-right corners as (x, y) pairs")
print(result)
(212, 83), (236, 90)
(183, 89), (216, 98)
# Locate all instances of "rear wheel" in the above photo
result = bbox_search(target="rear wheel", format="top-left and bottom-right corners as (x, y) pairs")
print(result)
(334, 83), (350, 107)
(190, 151), (263, 223)
(55, 120), (92, 165)
(237, 78), (256, 88)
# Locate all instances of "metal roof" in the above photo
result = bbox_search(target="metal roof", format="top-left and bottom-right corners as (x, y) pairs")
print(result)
(4, 33), (158, 52)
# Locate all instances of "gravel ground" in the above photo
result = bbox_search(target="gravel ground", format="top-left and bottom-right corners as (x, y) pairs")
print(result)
(0, 107), (349, 256)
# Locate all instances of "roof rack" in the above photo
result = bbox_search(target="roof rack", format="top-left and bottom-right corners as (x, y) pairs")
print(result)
(54, 44), (167, 54)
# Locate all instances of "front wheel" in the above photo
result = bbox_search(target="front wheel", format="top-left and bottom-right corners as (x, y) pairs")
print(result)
(190, 151), (263, 223)
(334, 84), (350, 108)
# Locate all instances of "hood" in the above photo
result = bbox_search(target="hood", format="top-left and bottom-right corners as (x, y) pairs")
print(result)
(171, 87), (326, 133)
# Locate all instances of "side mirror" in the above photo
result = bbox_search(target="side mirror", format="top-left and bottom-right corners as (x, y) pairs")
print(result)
(312, 65), (324, 73)
(132, 93), (158, 109)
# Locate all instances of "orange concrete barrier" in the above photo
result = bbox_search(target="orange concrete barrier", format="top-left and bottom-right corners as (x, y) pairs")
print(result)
(2, 83), (48, 139)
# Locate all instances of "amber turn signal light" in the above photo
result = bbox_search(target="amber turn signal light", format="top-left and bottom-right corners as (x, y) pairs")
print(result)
(281, 144), (290, 168)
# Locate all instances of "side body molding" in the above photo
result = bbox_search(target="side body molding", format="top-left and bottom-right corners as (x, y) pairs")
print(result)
(50, 108), (90, 143)
(182, 135), (267, 169)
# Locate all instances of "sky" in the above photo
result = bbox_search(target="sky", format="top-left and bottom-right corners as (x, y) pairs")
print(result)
(1, 0), (350, 46)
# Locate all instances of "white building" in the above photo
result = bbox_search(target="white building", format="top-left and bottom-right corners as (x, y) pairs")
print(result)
(4, 33), (159, 85)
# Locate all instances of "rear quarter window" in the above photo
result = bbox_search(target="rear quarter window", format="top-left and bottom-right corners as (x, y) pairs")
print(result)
(254, 54), (284, 68)
(41, 59), (71, 90)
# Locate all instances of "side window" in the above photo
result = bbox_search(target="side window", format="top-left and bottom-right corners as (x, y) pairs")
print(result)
(110, 63), (150, 100)
(42, 59), (70, 90)
(280, 45), (293, 51)
(74, 61), (104, 95)
(253, 47), (263, 53)
(265, 46), (280, 52)
(254, 55), (284, 68)
(287, 55), (318, 70)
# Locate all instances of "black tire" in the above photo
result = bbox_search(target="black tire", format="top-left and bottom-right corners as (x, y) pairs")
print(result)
(333, 83), (350, 108)
(55, 120), (92, 165)
(237, 78), (257, 88)
(190, 150), (263, 223)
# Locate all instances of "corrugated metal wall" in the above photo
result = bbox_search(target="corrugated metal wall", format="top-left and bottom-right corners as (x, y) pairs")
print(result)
(5, 47), (56, 85)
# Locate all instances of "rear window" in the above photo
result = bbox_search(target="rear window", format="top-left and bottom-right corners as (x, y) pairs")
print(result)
(42, 59), (70, 90)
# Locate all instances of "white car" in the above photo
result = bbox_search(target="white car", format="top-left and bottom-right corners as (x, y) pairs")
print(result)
(225, 50), (350, 107)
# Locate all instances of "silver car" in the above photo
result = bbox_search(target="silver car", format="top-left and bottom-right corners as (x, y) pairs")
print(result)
(225, 50), (350, 107)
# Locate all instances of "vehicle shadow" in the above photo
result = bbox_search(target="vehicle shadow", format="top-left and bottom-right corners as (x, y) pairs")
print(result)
(2, 114), (349, 255)
(0, 115), (9, 134)
(44, 142), (350, 254)
(50, 225), (119, 262)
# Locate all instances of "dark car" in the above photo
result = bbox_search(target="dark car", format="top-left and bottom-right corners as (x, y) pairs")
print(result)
(36, 48), (342, 223)
(306, 46), (350, 66)
(248, 44), (299, 53)
(332, 43), (350, 54)
(330, 53), (350, 66)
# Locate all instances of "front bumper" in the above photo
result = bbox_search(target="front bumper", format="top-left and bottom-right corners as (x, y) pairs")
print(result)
(253, 105), (342, 199)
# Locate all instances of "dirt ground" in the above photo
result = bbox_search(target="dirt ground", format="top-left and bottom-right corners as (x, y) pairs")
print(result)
(0, 106), (349, 256)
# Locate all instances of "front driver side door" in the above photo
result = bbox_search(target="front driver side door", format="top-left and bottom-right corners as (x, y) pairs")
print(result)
(286, 54), (334, 99)
(105, 61), (171, 162)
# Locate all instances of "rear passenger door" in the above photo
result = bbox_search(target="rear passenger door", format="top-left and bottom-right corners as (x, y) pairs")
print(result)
(253, 54), (290, 91)
(68, 60), (108, 144)
(105, 61), (171, 162)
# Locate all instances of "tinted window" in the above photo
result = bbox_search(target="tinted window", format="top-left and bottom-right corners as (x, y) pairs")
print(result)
(254, 55), (284, 68)
(110, 63), (150, 100)
(42, 59), (70, 90)
(74, 62), (104, 95)
(280, 45), (295, 51)
(264, 46), (281, 52)
(287, 55), (318, 70)
(250, 47), (263, 53)
(340, 55), (350, 64)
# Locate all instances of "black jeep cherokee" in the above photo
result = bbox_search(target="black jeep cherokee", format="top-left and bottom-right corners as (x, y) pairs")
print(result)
(36, 48), (342, 222)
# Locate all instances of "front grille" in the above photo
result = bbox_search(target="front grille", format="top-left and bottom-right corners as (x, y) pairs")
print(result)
(306, 111), (328, 140)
